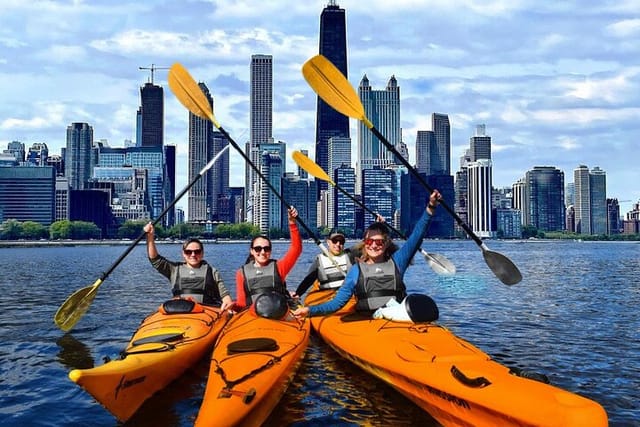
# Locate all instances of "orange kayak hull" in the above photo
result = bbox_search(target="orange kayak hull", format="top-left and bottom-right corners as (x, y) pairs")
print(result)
(69, 301), (229, 422)
(196, 309), (311, 427)
(305, 288), (607, 427)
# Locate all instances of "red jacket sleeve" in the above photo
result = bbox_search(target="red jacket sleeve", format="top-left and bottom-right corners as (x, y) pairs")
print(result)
(277, 221), (302, 280)
(235, 268), (248, 310)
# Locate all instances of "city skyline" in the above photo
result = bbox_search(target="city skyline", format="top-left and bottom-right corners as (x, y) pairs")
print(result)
(1, 1), (639, 214)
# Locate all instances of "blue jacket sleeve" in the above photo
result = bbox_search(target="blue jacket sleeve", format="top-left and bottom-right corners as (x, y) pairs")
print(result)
(392, 208), (432, 276)
(308, 265), (359, 316)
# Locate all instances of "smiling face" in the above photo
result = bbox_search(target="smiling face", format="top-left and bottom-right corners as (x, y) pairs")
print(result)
(182, 241), (204, 268)
(363, 230), (389, 263)
(327, 235), (345, 255)
(250, 237), (272, 267)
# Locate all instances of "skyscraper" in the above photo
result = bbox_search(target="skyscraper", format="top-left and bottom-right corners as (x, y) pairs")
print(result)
(574, 165), (591, 234)
(139, 82), (164, 147)
(431, 113), (451, 175)
(525, 166), (565, 232)
(469, 124), (491, 161)
(65, 122), (93, 190)
(573, 165), (608, 235)
(357, 75), (401, 193)
(246, 54), (273, 224)
(590, 167), (607, 235)
(467, 159), (493, 238)
(315, 1), (349, 197)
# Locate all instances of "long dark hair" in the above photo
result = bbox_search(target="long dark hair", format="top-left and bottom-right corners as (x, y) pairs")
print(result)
(244, 235), (272, 264)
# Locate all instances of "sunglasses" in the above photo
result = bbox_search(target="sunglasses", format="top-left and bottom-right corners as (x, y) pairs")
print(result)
(252, 245), (272, 253)
(183, 248), (202, 256)
(364, 238), (387, 247)
(330, 237), (345, 244)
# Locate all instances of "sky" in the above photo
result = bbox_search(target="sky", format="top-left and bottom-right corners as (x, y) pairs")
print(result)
(1, 0), (639, 215)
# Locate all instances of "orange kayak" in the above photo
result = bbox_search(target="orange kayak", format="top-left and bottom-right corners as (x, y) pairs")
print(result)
(196, 305), (310, 427)
(305, 287), (608, 427)
(69, 298), (230, 422)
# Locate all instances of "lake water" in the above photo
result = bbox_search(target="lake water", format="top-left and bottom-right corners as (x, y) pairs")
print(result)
(0, 240), (638, 426)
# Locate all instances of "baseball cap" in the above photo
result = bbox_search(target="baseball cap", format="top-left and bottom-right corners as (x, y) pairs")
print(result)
(328, 228), (345, 239)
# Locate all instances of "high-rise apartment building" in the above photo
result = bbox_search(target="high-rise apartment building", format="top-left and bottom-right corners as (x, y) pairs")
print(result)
(139, 82), (164, 147)
(246, 54), (273, 224)
(357, 75), (401, 193)
(467, 159), (493, 238)
(65, 122), (94, 190)
(573, 165), (607, 235)
(525, 166), (565, 232)
(315, 0), (349, 197)
(590, 167), (607, 235)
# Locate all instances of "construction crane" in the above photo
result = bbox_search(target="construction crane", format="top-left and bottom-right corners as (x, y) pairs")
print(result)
(139, 64), (169, 84)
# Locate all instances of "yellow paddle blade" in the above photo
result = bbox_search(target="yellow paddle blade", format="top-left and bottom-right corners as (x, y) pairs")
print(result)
(291, 150), (335, 185)
(54, 279), (102, 331)
(302, 55), (373, 128)
(168, 63), (220, 128)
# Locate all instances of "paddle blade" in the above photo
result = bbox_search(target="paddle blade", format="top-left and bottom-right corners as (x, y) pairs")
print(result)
(54, 280), (102, 332)
(482, 248), (522, 285)
(168, 63), (218, 127)
(422, 251), (457, 276)
(292, 150), (334, 184)
(302, 55), (366, 122)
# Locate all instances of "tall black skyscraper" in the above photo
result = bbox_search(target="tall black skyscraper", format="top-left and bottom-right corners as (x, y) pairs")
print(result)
(139, 82), (164, 147)
(315, 1), (349, 197)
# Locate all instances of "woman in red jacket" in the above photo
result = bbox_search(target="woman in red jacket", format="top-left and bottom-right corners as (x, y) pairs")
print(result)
(234, 207), (302, 310)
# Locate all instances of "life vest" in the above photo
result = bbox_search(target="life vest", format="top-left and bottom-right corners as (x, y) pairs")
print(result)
(355, 259), (406, 311)
(172, 262), (221, 304)
(241, 260), (286, 306)
(317, 252), (352, 289)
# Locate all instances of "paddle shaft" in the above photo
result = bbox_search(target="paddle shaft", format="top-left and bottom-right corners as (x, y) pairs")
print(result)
(214, 127), (321, 245)
(99, 145), (231, 281)
(367, 125), (483, 247)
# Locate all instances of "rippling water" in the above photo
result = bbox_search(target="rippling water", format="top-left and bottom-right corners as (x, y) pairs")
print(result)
(0, 240), (638, 426)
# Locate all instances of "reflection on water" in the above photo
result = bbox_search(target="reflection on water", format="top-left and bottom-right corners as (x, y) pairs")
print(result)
(56, 334), (94, 370)
(0, 241), (638, 426)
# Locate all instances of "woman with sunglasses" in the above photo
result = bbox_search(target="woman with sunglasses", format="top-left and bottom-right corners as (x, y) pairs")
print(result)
(292, 190), (442, 319)
(234, 206), (302, 311)
(143, 223), (234, 310)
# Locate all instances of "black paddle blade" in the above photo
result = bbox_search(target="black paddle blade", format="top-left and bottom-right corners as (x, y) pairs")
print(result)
(482, 249), (522, 285)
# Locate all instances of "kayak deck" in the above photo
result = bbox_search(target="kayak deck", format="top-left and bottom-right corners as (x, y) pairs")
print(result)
(196, 308), (310, 427)
(69, 300), (229, 422)
(305, 288), (608, 427)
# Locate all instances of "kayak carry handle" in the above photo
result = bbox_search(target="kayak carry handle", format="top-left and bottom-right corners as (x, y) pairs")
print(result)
(450, 365), (492, 388)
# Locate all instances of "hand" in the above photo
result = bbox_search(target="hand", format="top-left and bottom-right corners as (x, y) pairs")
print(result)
(375, 214), (386, 223)
(292, 306), (309, 319)
(428, 190), (442, 208)
(287, 207), (298, 222)
(143, 222), (154, 234)
(220, 297), (235, 312)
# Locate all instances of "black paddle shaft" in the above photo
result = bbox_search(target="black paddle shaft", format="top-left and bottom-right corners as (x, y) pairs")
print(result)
(215, 126), (320, 244)
(369, 126), (483, 247)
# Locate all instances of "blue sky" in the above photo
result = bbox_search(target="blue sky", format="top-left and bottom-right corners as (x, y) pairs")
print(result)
(1, 0), (639, 214)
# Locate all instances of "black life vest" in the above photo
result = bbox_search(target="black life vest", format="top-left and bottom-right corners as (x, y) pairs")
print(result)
(355, 259), (406, 311)
(172, 262), (221, 305)
(241, 260), (286, 306)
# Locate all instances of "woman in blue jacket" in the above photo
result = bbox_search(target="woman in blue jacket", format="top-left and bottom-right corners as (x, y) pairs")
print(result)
(293, 190), (441, 318)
